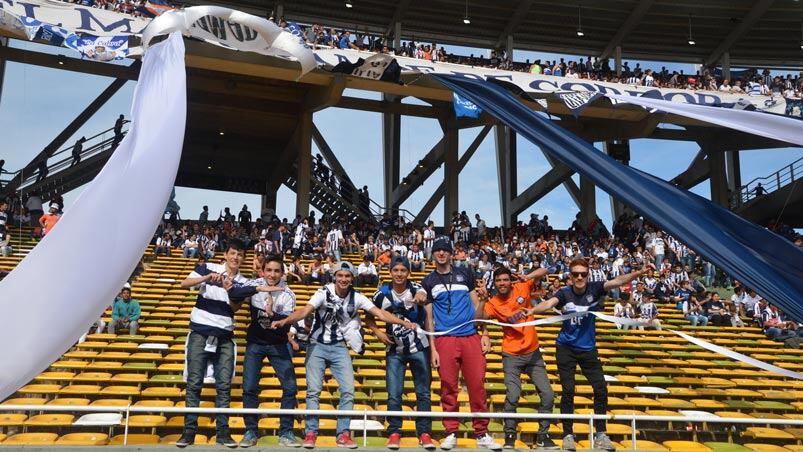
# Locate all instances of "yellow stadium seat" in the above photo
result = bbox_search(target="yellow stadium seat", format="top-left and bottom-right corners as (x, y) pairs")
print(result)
(3, 432), (59, 445)
(56, 433), (109, 445)
(46, 397), (90, 406)
(141, 386), (182, 397)
(1, 397), (46, 405)
(663, 440), (713, 452)
(134, 399), (175, 407)
(17, 383), (61, 394)
(0, 433), (6, 443)
(166, 416), (213, 427)
(745, 445), (792, 452)
(0, 413), (27, 427)
(621, 440), (669, 451)
(160, 433), (208, 445)
(24, 413), (75, 426)
(100, 385), (141, 396)
(109, 434), (160, 445)
(90, 398), (130, 406)
(743, 427), (795, 440)
(126, 415), (167, 427)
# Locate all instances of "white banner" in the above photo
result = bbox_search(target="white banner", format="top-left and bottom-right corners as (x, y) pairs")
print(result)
(65, 34), (129, 61)
(142, 6), (315, 75)
(349, 53), (394, 80)
(313, 48), (787, 115)
(0, 8), (25, 38)
(0, 32), (187, 401)
(0, 0), (149, 35)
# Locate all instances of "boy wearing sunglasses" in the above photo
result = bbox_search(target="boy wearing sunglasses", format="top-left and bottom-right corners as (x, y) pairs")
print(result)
(529, 258), (654, 451)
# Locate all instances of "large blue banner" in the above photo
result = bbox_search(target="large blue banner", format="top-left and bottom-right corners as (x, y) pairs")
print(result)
(434, 74), (803, 320)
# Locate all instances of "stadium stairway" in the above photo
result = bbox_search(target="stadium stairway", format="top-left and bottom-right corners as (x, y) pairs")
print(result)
(1, 229), (802, 449)
(284, 163), (379, 224)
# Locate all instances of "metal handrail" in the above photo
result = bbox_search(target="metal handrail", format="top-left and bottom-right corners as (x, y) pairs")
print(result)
(739, 156), (802, 204)
(15, 122), (130, 191)
(1, 404), (801, 449)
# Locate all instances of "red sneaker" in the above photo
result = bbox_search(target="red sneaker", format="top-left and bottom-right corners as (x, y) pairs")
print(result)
(387, 433), (401, 450)
(337, 432), (358, 449)
(303, 432), (317, 449)
(419, 433), (436, 451)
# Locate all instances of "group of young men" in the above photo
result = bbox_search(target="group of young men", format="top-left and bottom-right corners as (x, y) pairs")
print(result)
(174, 236), (653, 451)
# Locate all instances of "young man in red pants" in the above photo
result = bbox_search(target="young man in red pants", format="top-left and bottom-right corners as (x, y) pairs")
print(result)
(417, 238), (501, 451)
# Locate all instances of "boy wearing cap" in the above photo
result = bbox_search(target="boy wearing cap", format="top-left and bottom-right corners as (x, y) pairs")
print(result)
(272, 261), (417, 449)
(415, 238), (501, 451)
(38, 203), (61, 236)
(366, 257), (436, 451)
(477, 267), (557, 449)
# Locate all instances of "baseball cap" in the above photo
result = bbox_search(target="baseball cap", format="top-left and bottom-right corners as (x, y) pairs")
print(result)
(334, 261), (356, 276)
(123, 283), (132, 290)
(431, 237), (453, 254)
(391, 256), (411, 271)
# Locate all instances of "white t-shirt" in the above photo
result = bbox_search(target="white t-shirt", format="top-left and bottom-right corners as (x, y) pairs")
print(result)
(650, 237), (665, 255)
(308, 284), (373, 345)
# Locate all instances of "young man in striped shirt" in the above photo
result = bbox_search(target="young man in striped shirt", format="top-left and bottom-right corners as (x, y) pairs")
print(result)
(367, 257), (436, 450)
(176, 239), (268, 448)
(271, 262), (417, 449)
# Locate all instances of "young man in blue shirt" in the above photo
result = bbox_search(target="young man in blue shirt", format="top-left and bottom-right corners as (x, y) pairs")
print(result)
(530, 258), (653, 451)
(416, 238), (501, 451)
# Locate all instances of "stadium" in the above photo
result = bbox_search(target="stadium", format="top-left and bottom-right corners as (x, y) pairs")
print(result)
(0, 0), (802, 451)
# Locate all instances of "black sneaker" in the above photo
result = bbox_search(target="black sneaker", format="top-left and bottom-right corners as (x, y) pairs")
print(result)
(216, 431), (239, 449)
(176, 430), (196, 448)
(503, 433), (516, 449)
(536, 434), (559, 450)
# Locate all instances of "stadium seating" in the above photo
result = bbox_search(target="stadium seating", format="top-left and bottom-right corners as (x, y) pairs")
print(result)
(0, 225), (802, 449)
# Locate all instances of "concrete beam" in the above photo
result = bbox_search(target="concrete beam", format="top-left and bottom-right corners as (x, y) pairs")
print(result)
(443, 124), (459, 226)
(385, 0), (412, 37)
(495, 125), (517, 227)
(266, 126), (301, 193)
(600, 0), (655, 59)
(510, 161), (575, 216)
(335, 96), (446, 118)
(0, 43), (139, 80)
(304, 74), (346, 112)
(0, 38), (7, 107)
(708, 149), (728, 207)
(670, 149), (710, 189)
(414, 126), (486, 225)
(579, 176), (597, 230)
(494, 0), (535, 49)
(542, 152), (581, 207)
(311, 123), (354, 187)
(704, 0), (775, 66)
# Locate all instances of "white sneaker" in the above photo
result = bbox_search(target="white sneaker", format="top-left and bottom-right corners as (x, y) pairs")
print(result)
(440, 433), (457, 451)
(476, 433), (502, 451)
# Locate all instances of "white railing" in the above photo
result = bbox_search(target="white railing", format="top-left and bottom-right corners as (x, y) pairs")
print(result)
(2, 405), (801, 449)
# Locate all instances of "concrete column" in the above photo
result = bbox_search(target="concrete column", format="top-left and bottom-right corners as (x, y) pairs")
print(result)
(393, 21), (401, 52)
(495, 125), (517, 227)
(579, 176), (596, 230)
(506, 35), (514, 61)
(603, 140), (630, 220)
(725, 150), (741, 206)
(722, 52), (731, 83)
(708, 150), (728, 207)
(296, 111), (312, 218)
(0, 38), (7, 107)
(261, 191), (277, 221)
(274, 1), (284, 22)
(614, 46), (622, 76)
(443, 124), (459, 227)
(382, 94), (401, 211)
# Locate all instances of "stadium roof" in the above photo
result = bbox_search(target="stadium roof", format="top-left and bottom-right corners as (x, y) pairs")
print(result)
(184, 0), (803, 68)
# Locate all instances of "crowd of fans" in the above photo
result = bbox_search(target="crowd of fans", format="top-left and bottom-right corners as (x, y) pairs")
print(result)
(59, 0), (178, 18)
(147, 200), (803, 345)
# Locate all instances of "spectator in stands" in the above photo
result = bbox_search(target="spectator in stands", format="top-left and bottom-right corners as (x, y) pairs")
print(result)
(479, 266), (557, 449)
(0, 199), (7, 233)
(0, 222), (11, 257)
(286, 257), (305, 283)
(271, 261), (416, 449)
(108, 286), (140, 335)
(238, 205), (252, 233)
(356, 255), (379, 286)
(682, 295), (708, 326)
(306, 255), (327, 285)
(70, 136), (86, 167)
(25, 192), (44, 227)
(673, 280), (694, 310)
(201, 233), (217, 260)
(292, 218), (309, 257)
(326, 223), (344, 261)
(155, 232), (172, 256)
(530, 258), (655, 452)
(38, 203), (61, 236)
(407, 243), (425, 272)
(613, 297), (634, 329)
(423, 222), (436, 260)
(199, 206), (209, 226)
(416, 238), (501, 451)
(35, 159), (48, 183)
(637, 297), (661, 330)
(366, 257), (436, 450)
(182, 234), (199, 258)
(113, 114), (125, 148)
(237, 256), (300, 448)
(704, 292), (730, 326)
(176, 239), (251, 448)
(729, 303), (745, 327)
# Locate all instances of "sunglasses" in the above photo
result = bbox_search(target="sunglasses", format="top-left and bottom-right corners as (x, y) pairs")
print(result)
(570, 271), (589, 279)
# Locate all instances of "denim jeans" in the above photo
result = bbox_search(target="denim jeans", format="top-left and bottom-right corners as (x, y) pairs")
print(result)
(184, 331), (235, 433)
(686, 314), (708, 326)
(654, 254), (664, 269)
(305, 342), (354, 435)
(183, 248), (197, 258)
(243, 342), (298, 436)
(386, 349), (432, 436)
